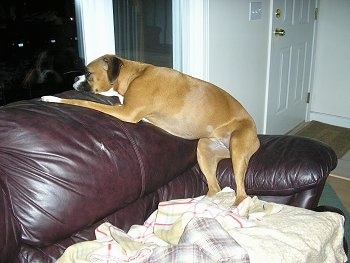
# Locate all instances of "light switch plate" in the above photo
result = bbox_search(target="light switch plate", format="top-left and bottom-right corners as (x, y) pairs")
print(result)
(250, 2), (262, 21)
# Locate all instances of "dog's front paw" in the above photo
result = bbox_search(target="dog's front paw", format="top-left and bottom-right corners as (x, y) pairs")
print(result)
(41, 96), (62, 103)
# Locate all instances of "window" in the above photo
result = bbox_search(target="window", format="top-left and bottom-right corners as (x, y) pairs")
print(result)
(0, 0), (208, 105)
(77, 0), (210, 75)
(75, 0), (172, 68)
(113, 0), (172, 68)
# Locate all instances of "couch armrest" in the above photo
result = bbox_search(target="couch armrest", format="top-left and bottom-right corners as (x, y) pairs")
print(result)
(216, 135), (338, 208)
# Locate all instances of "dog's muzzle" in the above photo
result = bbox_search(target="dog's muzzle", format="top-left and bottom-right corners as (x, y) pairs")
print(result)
(73, 75), (91, 92)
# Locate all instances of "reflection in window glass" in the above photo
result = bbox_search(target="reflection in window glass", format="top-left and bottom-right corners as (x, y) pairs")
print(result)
(113, 0), (172, 68)
(0, 0), (83, 105)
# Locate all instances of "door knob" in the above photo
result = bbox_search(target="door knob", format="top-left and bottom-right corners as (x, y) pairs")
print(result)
(274, 28), (285, 36)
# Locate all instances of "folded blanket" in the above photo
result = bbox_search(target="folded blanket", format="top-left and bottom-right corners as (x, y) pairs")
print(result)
(57, 187), (347, 263)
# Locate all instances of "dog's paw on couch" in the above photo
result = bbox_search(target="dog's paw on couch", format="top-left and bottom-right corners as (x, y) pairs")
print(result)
(41, 95), (62, 103)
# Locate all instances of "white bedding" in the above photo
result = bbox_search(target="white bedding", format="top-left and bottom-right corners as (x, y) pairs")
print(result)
(57, 188), (347, 263)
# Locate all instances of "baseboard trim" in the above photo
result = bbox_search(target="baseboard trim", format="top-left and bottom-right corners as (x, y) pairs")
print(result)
(309, 112), (350, 128)
(330, 174), (350, 181)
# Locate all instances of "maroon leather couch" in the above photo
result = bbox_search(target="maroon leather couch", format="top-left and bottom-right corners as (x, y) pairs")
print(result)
(0, 91), (337, 262)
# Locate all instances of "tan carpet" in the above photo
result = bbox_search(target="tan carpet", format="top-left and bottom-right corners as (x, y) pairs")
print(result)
(290, 121), (350, 159)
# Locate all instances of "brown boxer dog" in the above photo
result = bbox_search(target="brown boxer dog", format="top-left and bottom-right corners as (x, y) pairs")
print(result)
(42, 54), (260, 205)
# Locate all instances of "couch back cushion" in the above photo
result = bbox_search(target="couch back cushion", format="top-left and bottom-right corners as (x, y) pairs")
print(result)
(0, 91), (197, 245)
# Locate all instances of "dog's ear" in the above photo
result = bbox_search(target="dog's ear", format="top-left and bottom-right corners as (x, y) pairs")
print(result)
(102, 56), (122, 84)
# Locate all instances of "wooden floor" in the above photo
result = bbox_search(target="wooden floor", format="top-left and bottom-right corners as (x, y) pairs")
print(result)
(327, 175), (350, 212)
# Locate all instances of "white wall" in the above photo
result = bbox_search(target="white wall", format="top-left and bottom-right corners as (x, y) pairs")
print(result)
(310, 0), (350, 128)
(207, 0), (270, 133)
(206, 0), (350, 131)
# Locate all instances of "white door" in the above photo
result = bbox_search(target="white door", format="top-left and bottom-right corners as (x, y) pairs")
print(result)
(265, 0), (317, 134)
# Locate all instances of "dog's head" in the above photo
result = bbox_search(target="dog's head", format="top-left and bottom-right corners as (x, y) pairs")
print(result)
(73, 55), (123, 93)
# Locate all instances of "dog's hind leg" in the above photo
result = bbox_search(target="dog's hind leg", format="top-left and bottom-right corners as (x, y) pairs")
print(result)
(229, 122), (260, 205)
(197, 138), (230, 196)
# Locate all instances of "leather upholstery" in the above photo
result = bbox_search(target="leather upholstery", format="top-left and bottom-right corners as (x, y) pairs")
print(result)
(0, 91), (337, 262)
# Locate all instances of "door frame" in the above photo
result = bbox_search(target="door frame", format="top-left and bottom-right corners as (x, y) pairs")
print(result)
(305, 0), (319, 123)
(172, 0), (209, 81)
